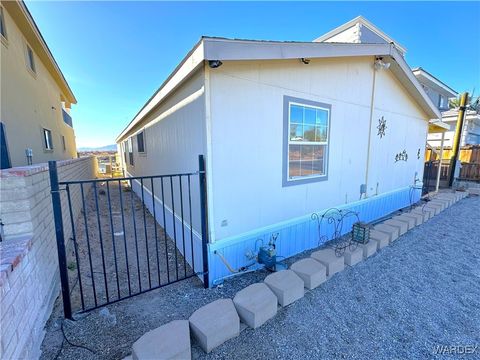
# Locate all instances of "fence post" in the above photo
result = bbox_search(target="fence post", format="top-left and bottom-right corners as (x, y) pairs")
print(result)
(48, 161), (73, 319)
(198, 155), (209, 288)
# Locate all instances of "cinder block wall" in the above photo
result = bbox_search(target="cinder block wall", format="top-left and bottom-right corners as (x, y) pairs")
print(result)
(0, 157), (97, 360)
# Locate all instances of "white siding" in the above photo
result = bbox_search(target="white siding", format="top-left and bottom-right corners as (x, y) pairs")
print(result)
(122, 69), (207, 234)
(366, 69), (428, 195)
(208, 57), (430, 240)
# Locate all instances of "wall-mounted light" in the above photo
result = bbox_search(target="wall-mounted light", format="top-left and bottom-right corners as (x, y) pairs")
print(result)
(374, 57), (390, 71)
(301, 58), (310, 65)
(208, 60), (223, 69)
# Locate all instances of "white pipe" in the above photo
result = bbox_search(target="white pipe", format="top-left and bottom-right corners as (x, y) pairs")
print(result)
(364, 58), (378, 197)
(435, 131), (445, 192)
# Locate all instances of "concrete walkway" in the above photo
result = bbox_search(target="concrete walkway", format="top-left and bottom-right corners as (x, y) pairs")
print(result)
(41, 195), (480, 359)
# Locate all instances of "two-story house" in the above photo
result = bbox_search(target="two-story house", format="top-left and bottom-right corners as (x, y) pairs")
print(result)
(413, 67), (480, 148)
(0, 0), (77, 169)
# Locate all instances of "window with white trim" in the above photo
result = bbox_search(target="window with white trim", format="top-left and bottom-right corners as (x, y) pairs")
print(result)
(127, 137), (134, 166)
(137, 131), (145, 153)
(43, 128), (53, 150)
(26, 44), (36, 73)
(284, 97), (330, 185)
(0, 7), (7, 40)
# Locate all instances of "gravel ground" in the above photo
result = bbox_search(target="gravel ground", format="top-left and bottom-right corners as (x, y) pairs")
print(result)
(41, 194), (480, 360)
(64, 180), (193, 314)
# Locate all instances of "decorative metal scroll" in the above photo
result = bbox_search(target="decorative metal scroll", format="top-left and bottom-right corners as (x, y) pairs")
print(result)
(311, 208), (361, 257)
(395, 149), (408, 162)
(377, 116), (387, 138)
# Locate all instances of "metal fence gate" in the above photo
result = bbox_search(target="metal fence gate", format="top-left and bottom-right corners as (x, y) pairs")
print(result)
(49, 155), (209, 319)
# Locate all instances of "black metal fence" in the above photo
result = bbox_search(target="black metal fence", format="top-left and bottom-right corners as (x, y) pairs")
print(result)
(49, 155), (209, 319)
(422, 160), (439, 195)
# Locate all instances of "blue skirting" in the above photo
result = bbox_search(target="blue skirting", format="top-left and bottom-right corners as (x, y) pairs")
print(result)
(208, 186), (421, 286)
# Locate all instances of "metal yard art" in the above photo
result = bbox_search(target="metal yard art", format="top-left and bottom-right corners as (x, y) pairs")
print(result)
(311, 208), (363, 257)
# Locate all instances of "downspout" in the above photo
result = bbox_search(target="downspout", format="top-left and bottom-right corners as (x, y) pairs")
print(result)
(364, 56), (378, 198)
(204, 62), (216, 243)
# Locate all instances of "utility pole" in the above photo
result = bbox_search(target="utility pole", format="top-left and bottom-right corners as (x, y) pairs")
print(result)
(448, 92), (468, 187)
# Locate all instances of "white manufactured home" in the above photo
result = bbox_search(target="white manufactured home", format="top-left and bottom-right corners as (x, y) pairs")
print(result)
(116, 17), (446, 286)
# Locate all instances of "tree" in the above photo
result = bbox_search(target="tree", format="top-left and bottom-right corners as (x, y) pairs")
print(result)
(449, 92), (480, 113)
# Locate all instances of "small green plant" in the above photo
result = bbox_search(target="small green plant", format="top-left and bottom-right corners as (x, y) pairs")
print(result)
(67, 261), (76, 271)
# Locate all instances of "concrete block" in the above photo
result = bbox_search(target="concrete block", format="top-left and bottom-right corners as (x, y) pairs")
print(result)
(431, 199), (449, 209)
(233, 283), (277, 329)
(310, 248), (344, 277)
(369, 230), (390, 249)
(402, 212), (423, 226)
(264, 270), (304, 306)
(343, 246), (363, 266)
(189, 299), (240, 353)
(424, 203), (442, 215)
(132, 320), (190, 360)
(359, 240), (377, 259)
(373, 224), (399, 243)
(393, 214), (416, 230)
(412, 206), (434, 220)
(383, 219), (408, 235)
(435, 195), (455, 206)
(290, 258), (326, 290)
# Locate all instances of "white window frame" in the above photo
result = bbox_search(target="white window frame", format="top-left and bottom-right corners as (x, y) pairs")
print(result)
(127, 137), (134, 166)
(283, 96), (331, 186)
(25, 43), (36, 75)
(136, 130), (146, 154)
(0, 7), (7, 42)
(43, 128), (53, 151)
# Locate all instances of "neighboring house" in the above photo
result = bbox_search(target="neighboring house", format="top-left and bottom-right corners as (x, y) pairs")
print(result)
(413, 67), (480, 147)
(413, 67), (457, 112)
(0, 1), (77, 169)
(116, 17), (445, 285)
(427, 109), (480, 148)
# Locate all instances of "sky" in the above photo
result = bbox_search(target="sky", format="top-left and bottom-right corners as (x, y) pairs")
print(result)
(26, 1), (480, 148)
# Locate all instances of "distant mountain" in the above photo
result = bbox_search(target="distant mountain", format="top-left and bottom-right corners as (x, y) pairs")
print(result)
(78, 144), (117, 152)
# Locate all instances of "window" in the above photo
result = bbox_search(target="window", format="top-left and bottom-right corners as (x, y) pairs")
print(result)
(43, 128), (53, 150)
(61, 135), (66, 151)
(62, 108), (73, 127)
(0, 7), (7, 40)
(127, 137), (134, 166)
(26, 44), (36, 73)
(137, 131), (145, 153)
(123, 141), (128, 163)
(283, 96), (330, 186)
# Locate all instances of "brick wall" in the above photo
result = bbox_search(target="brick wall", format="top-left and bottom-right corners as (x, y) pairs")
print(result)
(0, 157), (97, 360)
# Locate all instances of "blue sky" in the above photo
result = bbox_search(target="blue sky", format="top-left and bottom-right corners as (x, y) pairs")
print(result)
(26, 1), (480, 148)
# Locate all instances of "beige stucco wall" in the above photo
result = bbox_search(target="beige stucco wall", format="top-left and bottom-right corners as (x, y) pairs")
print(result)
(0, 5), (77, 167)
(0, 157), (96, 360)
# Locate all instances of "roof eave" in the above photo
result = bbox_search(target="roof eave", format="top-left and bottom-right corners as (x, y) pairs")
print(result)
(116, 39), (442, 142)
(388, 46), (442, 120)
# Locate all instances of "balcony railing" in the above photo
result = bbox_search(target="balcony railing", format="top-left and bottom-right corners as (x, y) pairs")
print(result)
(62, 108), (73, 127)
